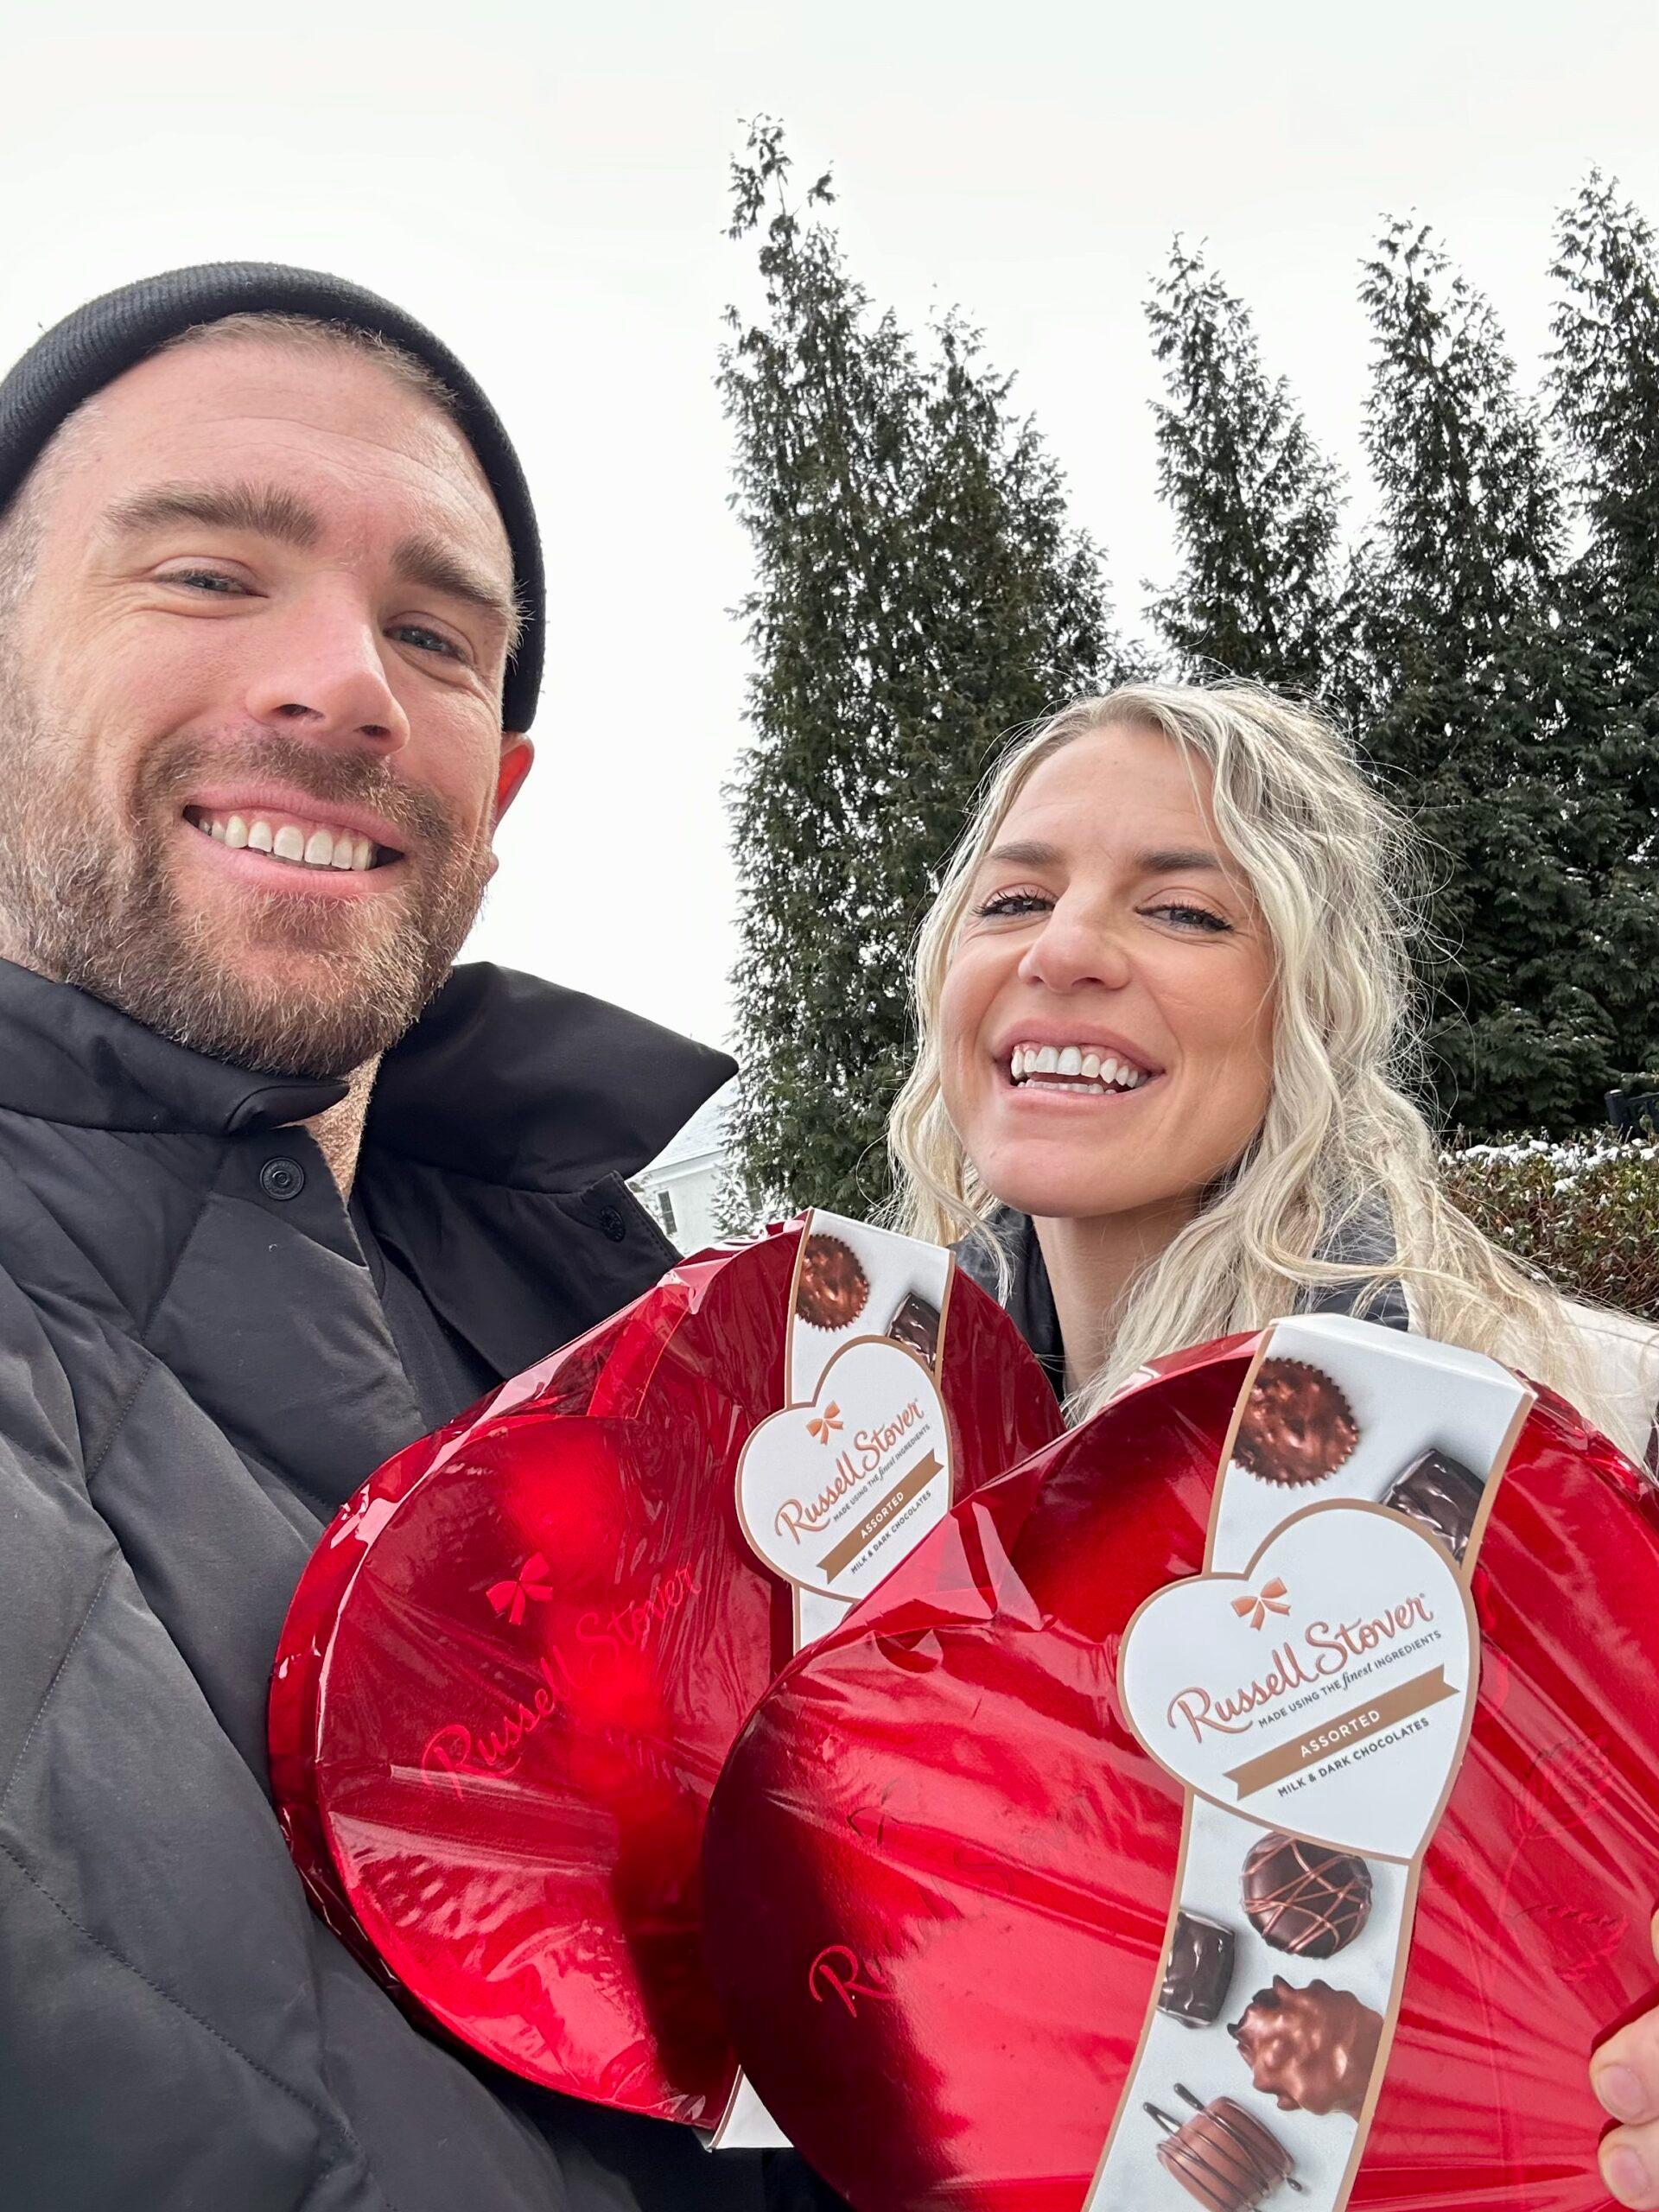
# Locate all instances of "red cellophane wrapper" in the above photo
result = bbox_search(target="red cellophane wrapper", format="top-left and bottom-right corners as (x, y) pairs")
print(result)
(702, 1329), (1659, 2210)
(268, 1218), (1060, 2125)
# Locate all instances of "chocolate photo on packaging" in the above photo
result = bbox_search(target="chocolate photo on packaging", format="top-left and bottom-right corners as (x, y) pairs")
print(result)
(1095, 1313), (1530, 2212)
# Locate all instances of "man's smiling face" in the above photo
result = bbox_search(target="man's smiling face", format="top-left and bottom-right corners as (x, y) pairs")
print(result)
(0, 330), (532, 1077)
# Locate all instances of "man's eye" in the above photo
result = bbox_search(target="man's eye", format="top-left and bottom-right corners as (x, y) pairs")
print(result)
(975, 888), (1052, 919)
(391, 622), (466, 663)
(164, 569), (248, 596)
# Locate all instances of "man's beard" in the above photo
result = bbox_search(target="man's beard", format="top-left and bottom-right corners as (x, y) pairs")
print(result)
(0, 671), (495, 1080)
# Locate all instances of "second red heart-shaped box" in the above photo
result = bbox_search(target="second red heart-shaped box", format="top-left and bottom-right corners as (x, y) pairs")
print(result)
(269, 1216), (1061, 2126)
(702, 1319), (1659, 2211)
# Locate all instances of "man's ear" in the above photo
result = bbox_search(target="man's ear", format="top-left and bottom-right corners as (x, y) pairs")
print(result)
(494, 733), (534, 824)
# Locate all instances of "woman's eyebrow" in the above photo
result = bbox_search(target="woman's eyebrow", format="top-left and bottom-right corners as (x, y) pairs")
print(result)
(1140, 848), (1224, 874)
(986, 838), (1063, 867)
(983, 840), (1224, 873)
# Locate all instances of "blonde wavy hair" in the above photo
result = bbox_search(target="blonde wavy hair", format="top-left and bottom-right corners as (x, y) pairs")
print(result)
(890, 683), (1629, 1446)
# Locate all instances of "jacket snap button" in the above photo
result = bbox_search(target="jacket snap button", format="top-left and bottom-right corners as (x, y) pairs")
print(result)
(260, 1156), (306, 1203)
(598, 1203), (627, 1243)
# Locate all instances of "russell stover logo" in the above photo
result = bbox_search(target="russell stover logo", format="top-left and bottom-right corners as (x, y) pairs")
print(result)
(773, 1396), (927, 1547)
(1166, 1586), (1438, 1744)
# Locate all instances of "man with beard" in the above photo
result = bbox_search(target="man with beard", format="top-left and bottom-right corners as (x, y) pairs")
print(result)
(0, 267), (799, 2211)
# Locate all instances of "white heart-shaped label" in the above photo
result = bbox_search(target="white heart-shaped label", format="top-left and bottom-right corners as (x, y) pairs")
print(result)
(736, 1338), (951, 1604)
(1118, 1500), (1477, 1862)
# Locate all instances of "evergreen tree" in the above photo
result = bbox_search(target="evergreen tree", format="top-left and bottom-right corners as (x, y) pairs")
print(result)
(1355, 219), (1609, 1133)
(1147, 240), (1344, 696)
(1547, 175), (1659, 1084)
(721, 120), (1122, 1217)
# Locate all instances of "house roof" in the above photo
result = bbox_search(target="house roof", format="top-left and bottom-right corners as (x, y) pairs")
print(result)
(639, 1078), (735, 1177)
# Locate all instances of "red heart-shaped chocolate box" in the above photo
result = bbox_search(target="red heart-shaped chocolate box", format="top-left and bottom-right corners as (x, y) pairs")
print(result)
(270, 1224), (1060, 2126)
(702, 1332), (1659, 2209)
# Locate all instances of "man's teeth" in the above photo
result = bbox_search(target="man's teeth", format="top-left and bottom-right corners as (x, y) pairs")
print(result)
(192, 811), (378, 871)
(1008, 1043), (1150, 1090)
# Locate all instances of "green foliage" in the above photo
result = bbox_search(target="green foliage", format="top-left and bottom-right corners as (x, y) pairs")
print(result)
(1351, 219), (1619, 1133)
(721, 120), (1122, 1216)
(1147, 241), (1344, 697)
(1445, 1136), (1659, 1322)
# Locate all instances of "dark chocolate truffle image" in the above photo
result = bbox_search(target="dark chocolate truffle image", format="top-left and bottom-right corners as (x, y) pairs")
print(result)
(1381, 1446), (1484, 1564)
(886, 1288), (941, 1364)
(1230, 1975), (1383, 2120)
(1242, 1832), (1372, 1958)
(1147, 2085), (1300, 2209)
(796, 1234), (869, 1332)
(1233, 1358), (1358, 1487)
(1159, 1909), (1237, 2028)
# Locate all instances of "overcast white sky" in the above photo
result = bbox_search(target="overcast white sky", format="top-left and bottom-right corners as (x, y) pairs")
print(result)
(4, 0), (1657, 1052)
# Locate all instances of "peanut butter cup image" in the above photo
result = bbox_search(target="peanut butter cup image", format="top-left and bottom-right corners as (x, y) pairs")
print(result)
(1233, 1357), (1357, 1487)
(1147, 2084), (1303, 2208)
(1230, 1975), (1383, 2120)
(1242, 1831), (1372, 1958)
(795, 1234), (870, 1332)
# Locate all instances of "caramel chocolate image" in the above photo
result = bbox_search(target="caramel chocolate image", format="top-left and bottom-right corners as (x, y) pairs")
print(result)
(1380, 1446), (1484, 1564)
(1230, 1975), (1383, 2120)
(796, 1235), (869, 1332)
(1241, 1831), (1372, 1959)
(1233, 1358), (1358, 1488)
(1147, 2083), (1302, 2209)
(1158, 1908), (1237, 2028)
(885, 1288), (940, 1363)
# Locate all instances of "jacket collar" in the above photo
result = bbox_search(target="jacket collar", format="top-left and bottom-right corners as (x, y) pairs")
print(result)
(956, 1197), (1409, 1397)
(0, 956), (734, 1192)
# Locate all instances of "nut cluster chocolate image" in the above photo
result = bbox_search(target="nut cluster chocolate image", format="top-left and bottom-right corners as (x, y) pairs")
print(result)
(1379, 1446), (1484, 1563)
(1233, 1359), (1358, 1488)
(1241, 1831), (1373, 1959)
(1159, 1908), (1238, 2029)
(795, 1234), (869, 1332)
(885, 1288), (940, 1364)
(1230, 1975), (1383, 2120)
(1147, 2082), (1303, 2208)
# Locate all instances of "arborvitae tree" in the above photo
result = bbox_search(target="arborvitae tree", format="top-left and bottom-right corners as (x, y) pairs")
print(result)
(1147, 240), (1344, 696)
(721, 120), (1122, 1217)
(1547, 175), (1659, 1083)
(1355, 219), (1610, 1133)
(1553, 174), (1659, 696)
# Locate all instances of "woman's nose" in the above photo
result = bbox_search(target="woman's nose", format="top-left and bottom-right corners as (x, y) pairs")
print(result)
(1017, 906), (1135, 994)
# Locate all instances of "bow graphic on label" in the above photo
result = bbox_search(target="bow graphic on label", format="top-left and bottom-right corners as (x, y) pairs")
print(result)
(488, 1552), (554, 1626)
(1231, 1576), (1290, 1630)
(807, 1402), (843, 1446)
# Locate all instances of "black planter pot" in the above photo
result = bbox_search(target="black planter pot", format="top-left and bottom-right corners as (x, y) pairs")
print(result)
(1606, 1088), (1659, 1137)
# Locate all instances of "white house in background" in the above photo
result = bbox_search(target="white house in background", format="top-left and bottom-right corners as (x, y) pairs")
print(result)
(631, 1080), (736, 1254)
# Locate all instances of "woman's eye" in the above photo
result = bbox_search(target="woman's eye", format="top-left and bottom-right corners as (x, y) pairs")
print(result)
(1147, 900), (1231, 933)
(976, 888), (1053, 919)
(391, 622), (467, 663)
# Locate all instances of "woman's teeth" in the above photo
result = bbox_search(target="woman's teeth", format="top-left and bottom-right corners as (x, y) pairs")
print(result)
(1007, 1043), (1150, 1094)
(188, 810), (380, 872)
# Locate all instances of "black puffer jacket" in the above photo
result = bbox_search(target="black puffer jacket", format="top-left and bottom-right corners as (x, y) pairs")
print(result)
(0, 957), (812, 2212)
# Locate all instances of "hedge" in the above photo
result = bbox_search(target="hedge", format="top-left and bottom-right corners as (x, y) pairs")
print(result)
(1444, 1136), (1659, 1323)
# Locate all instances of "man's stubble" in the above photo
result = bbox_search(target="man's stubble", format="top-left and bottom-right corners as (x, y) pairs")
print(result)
(0, 651), (496, 1079)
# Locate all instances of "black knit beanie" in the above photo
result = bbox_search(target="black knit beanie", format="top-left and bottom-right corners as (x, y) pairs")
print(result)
(0, 262), (544, 730)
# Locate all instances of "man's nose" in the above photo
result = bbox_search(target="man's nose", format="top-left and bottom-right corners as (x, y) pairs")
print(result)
(243, 596), (410, 753)
(1017, 903), (1134, 993)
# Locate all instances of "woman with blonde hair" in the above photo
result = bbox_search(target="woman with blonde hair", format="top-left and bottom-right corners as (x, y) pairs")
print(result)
(887, 679), (1659, 2208)
(889, 680), (1659, 1465)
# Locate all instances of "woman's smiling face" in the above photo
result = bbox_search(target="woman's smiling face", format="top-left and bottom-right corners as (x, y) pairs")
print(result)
(939, 719), (1278, 1226)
